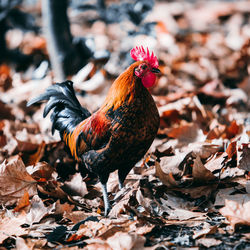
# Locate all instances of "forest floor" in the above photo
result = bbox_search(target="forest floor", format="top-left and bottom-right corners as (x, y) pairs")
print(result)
(0, 0), (249, 249)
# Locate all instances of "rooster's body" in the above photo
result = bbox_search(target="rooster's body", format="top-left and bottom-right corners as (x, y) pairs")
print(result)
(28, 46), (160, 215)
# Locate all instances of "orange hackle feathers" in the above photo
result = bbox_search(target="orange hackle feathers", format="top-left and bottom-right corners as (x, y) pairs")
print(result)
(102, 61), (141, 112)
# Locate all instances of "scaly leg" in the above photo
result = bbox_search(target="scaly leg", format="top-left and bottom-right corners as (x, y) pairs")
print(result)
(118, 179), (124, 190)
(100, 182), (111, 216)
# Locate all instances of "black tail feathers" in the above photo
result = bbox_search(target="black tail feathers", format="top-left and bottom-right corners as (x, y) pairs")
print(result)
(27, 80), (91, 136)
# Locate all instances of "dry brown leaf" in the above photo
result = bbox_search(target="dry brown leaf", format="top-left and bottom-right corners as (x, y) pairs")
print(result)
(238, 143), (250, 171)
(109, 188), (137, 217)
(168, 208), (206, 221)
(15, 237), (47, 250)
(226, 141), (237, 159)
(215, 188), (250, 207)
(219, 199), (250, 230)
(0, 156), (37, 205)
(198, 80), (228, 100)
(205, 152), (227, 173)
(0, 213), (26, 244)
(160, 196), (206, 221)
(62, 173), (88, 197)
(16, 139), (39, 153)
(206, 123), (226, 140)
(183, 142), (221, 159)
(72, 220), (106, 239)
(25, 195), (53, 225)
(223, 120), (242, 139)
(27, 141), (46, 165)
(26, 161), (54, 182)
(13, 191), (30, 212)
(160, 109), (180, 127)
(193, 223), (218, 239)
(174, 184), (217, 199)
(136, 188), (155, 215)
(197, 238), (222, 248)
(155, 154), (185, 187)
(84, 239), (112, 250)
(192, 154), (216, 182)
(107, 232), (146, 250)
(166, 123), (205, 145)
(54, 200), (75, 215)
(64, 211), (98, 224)
(37, 180), (68, 200)
(0, 101), (15, 120)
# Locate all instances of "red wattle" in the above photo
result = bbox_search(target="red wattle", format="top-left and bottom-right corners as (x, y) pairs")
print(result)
(141, 72), (156, 88)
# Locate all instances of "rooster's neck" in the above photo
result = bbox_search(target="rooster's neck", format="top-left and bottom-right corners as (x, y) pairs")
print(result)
(101, 62), (143, 112)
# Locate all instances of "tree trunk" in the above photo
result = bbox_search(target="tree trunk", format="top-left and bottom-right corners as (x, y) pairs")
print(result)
(42, 0), (87, 81)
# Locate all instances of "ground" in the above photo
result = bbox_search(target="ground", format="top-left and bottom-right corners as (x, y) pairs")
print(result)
(0, 0), (249, 249)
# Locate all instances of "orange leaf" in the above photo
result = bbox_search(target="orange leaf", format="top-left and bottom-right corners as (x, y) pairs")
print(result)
(97, 208), (102, 215)
(27, 141), (46, 165)
(14, 191), (30, 212)
(226, 141), (237, 159)
(224, 120), (241, 139)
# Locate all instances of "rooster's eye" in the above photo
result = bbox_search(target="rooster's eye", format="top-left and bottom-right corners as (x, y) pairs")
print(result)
(141, 64), (147, 70)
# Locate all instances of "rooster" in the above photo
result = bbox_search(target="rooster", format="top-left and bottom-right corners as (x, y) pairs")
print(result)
(27, 46), (160, 215)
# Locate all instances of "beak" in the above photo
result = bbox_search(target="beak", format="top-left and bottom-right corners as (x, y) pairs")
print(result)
(151, 68), (161, 74)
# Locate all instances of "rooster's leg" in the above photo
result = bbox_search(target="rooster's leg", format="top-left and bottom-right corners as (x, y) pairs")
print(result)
(118, 167), (132, 190)
(100, 182), (110, 216)
(118, 180), (124, 190)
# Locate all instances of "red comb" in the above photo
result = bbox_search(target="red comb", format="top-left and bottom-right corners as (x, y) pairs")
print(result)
(130, 46), (159, 68)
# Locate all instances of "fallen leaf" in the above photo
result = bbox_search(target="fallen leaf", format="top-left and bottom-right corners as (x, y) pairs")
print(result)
(54, 200), (75, 215)
(193, 223), (217, 239)
(109, 188), (137, 217)
(15, 237), (37, 250)
(27, 141), (46, 165)
(0, 213), (26, 244)
(65, 211), (97, 224)
(238, 143), (250, 171)
(197, 238), (222, 248)
(204, 152), (227, 173)
(223, 120), (242, 139)
(26, 161), (54, 182)
(14, 191), (30, 212)
(168, 208), (206, 221)
(155, 153), (186, 187)
(198, 80), (228, 100)
(37, 180), (68, 201)
(192, 154), (216, 182)
(219, 199), (250, 230)
(62, 173), (88, 197)
(174, 184), (217, 200)
(26, 195), (53, 225)
(0, 64), (12, 91)
(166, 123), (205, 145)
(160, 196), (206, 221)
(0, 156), (37, 205)
(226, 141), (237, 159)
(84, 239), (112, 250)
(107, 232), (146, 250)
(214, 188), (250, 207)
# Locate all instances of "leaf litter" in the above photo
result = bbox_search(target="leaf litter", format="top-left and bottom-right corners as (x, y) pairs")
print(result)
(0, 0), (250, 249)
